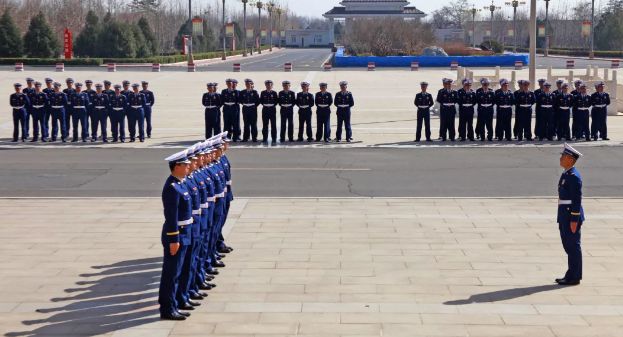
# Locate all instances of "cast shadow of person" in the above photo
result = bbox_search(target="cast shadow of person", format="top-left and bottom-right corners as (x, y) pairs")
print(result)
(444, 284), (562, 305)
(5, 257), (163, 337)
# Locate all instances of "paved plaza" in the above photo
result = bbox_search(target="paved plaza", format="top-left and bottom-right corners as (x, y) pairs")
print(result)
(1, 198), (623, 337)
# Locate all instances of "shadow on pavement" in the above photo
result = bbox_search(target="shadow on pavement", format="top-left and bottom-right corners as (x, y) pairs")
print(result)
(443, 284), (562, 305)
(5, 257), (162, 337)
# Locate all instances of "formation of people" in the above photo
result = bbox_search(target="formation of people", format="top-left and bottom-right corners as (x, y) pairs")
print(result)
(9, 77), (155, 143)
(415, 77), (611, 142)
(202, 78), (355, 144)
(159, 132), (234, 321)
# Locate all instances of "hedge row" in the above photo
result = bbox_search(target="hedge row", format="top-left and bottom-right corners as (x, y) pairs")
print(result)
(0, 58), (103, 65)
(508, 47), (623, 58)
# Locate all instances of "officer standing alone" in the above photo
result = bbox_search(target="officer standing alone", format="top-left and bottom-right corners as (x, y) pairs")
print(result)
(334, 81), (355, 143)
(414, 81), (434, 142)
(142, 81), (156, 139)
(202, 83), (222, 139)
(590, 82), (610, 141)
(556, 143), (584, 286)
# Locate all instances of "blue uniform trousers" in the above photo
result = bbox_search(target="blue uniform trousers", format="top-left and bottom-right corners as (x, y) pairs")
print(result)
(557, 109), (571, 140)
(262, 107), (277, 142)
(495, 108), (513, 140)
(12, 108), (27, 141)
(110, 109), (126, 142)
(476, 108), (494, 140)
(50, 107), (67, 141)
(176, 240), (196, 306)
(439, 106), (456, 141)
(210, 200), (225, 259)
(31, 107), (47, 141)
(559, 221), (582, 281)
(25, 107), (31, 138)
(158, 244), (187, 315)
(591, 107), (608, 139)
(128, 107), (145, 141)
(416, 108), (431, 141)
(144, 105), (153, 137)
(298, 109), (313, 141)
(72, 108), (88, 141)
(85, 107), (92, 138)
(223, 106), (241, 140)
(43, 107), (51, 140)
(574, 110), (590, 140)
(65, 108), (73, 137)
(91, 108), (109, 141)
(280, 107), (294, 141)
(336, 108), (352, 141)
(458, 107), (474, 140)
(536, 108), (555, 140)
(316, 108), (331, 141)
(242, 107), (258, 141)
(205, 108), (221, 139)
(516, 107), (532, 140)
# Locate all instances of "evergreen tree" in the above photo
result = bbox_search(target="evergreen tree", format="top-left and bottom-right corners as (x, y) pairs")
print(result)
(131, 24), (151, 58)
(0, 9), (24, 57)
(99, 20), (137, 58)
(595, 0), (623, 50)
(137, 17), (158, 55)
(23, 12), (59, 58)
(74, 10), (101, 57)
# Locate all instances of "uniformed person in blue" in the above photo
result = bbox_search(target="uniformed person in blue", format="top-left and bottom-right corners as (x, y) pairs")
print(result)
(121, 80), (132, 98)
(436, 78), (457, 141)
(260, 80), (279, 145)
(556, 83), (573, 141)
(127, 83), (147, 142)
(202, 82), (222, 139)
(159, 150), (192, 320)
(30, 82), (49, 142)
(217, 134), (235, 254)
(221, 79), (240, 141)
(535, 82), (556, 141)
(573, 83), (592, 141)
(296, 81), (314, 142)
(552, 79), (565, 137)
(494, 79), (515, 141)
(315, 82), (333, 143)
(239, 79), (260, 142)
(42, 78), (55, 141)
(556, 143), (584, 286)
(570, 80), (582, 139)
(514, 79), (535, 141)
(91, 83), (110, 142)
(10, 83), (30, 142)
(70, 83), (90, 142)
(532, 78), (546, 139)
(590, 81), (610, 141)
(278, 80), (296, 143)
(63, 78), (76, 137)
(475, 78), (495, 141)
(414, 81), (434, 142)
(141, 81), (156, 138)
(49, 82), (68, 142)
(84, 80), (97, 139)
(334, 81), (355, 142)
(457, 78), (476, 141)
(22, 77), (36, 139)
(110, 84), (128, 143)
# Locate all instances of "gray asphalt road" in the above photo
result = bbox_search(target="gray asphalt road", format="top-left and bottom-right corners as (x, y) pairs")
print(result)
(0, 147), (621, 198)
(203, 48), (332, 71)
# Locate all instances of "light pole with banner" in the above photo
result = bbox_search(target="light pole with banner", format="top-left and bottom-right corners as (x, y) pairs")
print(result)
(276, 7), (283, 48)
(484, 1), (501, 43)
(242, 0), (248, 56)
(468, 5), (482, 48)
(505, 0), (526, 52)
(256, 1), (263, 54)
(267, 2), (274, 52)
(222, 0), (227, 60)
(589, 0), (595, 59)
(542, 0), (550, 56)
(187, 0), (194, 65)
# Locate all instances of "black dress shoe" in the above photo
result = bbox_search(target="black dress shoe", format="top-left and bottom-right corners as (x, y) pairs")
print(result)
(178, 303), (195, 311)
(205, 275), (214, 281)
(603, 137), (610, 140)
(160, 312), (186, 320)
(206, 268), (219, 275)
(199, 292), (209, 297)
(206, 283), (217, 288)
(213, 261), (226, 268)
(556, 278), (580, 285)
(190, 293), (204, 300)
(199, 283), (213, 290)
(555, 278), (565, 283)
(188, 300), (201, 306)
(177, 311), (191, 317)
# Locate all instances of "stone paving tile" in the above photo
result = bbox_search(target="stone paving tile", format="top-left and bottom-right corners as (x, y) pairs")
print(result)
(1, 198), (623, 336)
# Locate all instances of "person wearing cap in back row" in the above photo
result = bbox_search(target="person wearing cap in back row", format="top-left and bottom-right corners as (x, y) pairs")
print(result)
(141, 81), (155, 138)
(476, 78), (495, 141)
(296, 81), (314, 142)
(70, 83), (90, 142)
(239, 79), (260, 142)
(159, 150), (193, 321)
(10, 83), (30, 142)
(556, 83), (573, 141)
(514, 79), (535, 141)
(84, 80), (97, 139)
(457, 78), (476, 141)
(334, 81), (355, 142)
(22, 78), (36, 139)
(30, 82), (49, 142)
(436, 78), (457, 141)
(202, 83), (222, 139)
(91, 83), (110, 142)
(573, 83), (592, 141)
(279, 80), (296, 143)
(315, 82), (333, 143)
(221, 79), (240, 141)
(110, 85), (128, 143)
(494, 79), (515, 141)
(63, 78), (76, 136)
(590, 81), (610, 141)
(260, 80), (279, 144)
(532, 78), (546, 140)
(49, 82), (68, 142)
(556, 143), (585, 286)
(536, 82), (556, 141)
(42, 78), (55, 140)
(127, 83), (147, 142)
(414, 81), (434, 142)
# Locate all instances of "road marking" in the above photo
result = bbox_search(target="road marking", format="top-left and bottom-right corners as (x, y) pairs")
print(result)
(235, 167), (370, 171)
(1, 196), (621, 199)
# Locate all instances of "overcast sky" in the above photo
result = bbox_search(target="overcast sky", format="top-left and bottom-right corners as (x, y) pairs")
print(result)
(282, 0), (603, 19)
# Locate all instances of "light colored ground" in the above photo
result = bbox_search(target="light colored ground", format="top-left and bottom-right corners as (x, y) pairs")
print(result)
(2, 197), (623, 337)
(2, 68), (622, 148)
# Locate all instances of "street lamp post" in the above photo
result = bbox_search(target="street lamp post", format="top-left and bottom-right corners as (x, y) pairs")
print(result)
(222, 0), (226, 60)
(277, 7), (282, 48)
(256, 1), (263, 54)
(267, 2), (274, 52)
(589, 0), (595, 59)
(543, 0), (550, 57)
(484, 1), (501, 43)
(242, 0), (248, 56)
(469, 6), (482, 48)
(188, 0), (194, 65)
(529, 0), (536, 89)
(505, 0), (526, 52)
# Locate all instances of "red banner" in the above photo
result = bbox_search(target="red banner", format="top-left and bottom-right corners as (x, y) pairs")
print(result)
(63, 28), (72, 59)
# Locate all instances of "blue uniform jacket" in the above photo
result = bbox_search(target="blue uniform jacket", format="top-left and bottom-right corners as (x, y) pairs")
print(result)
(334, 91), (354, 111)
(436, 88), (457, 111)
(49, 92), (68, 109)
(414, 92), (434, 110)
(590, 92), (610, 111)
(221, 155), (234, 202)
(558, 167), (584, 224)
(240, 89), (260, 110)
(476, 88), (495, 110)
(141, 89), (155, 107)
(494, 89), (515, 108)
(207, 163), (225, 215)
(71, 92), (90, 110)
(10, 92), (30, 110)
(161, 175), (193, 245)
(296, 92), (314, 111)
(185, 174), (201, 240)
(31, 92), (49, 109)
(202, 92), (222, 109)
